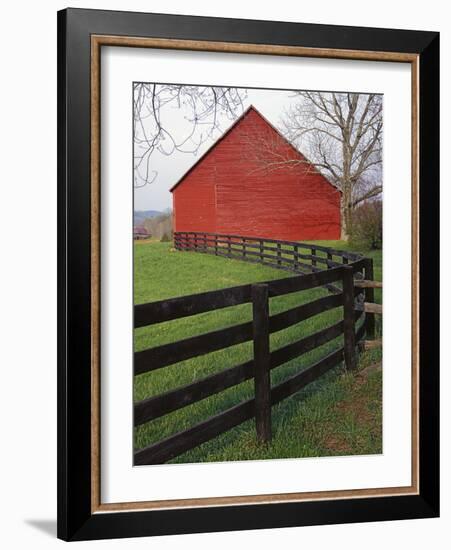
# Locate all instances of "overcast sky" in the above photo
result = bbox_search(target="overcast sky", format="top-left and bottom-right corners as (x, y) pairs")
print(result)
(134, 87), (295, 212)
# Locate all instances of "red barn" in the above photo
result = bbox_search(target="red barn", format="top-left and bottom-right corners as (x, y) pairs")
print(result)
(170, 106), (341, 241)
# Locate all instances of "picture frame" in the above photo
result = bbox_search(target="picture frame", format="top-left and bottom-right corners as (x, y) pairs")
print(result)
(57, 7), (439, 541)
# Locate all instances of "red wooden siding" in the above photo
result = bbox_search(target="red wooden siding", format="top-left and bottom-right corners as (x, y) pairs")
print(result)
(172, 155), (217, 233)
(171, 106), (341, 240)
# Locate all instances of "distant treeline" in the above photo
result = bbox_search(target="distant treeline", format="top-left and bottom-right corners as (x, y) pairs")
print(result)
(143, 211), (173, 241)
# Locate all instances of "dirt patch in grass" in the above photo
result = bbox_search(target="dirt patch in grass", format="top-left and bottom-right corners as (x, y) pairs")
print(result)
(359, 362), (382, 379)
(322, 367), (382, 456)
(334, 386), (374, 423)
(323, 435), (352, 454)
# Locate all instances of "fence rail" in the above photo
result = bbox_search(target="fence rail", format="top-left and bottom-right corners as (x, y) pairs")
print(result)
(134, 237), (375, 465)
(174, 231), (368, 295)
(173, 231), (373, 335)
(174, 231), (362, 260)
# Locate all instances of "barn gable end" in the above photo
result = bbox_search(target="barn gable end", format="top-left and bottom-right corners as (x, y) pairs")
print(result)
(171, 106), (341, 240)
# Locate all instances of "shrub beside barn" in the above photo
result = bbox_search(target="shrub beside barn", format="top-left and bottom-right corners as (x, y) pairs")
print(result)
(170, 106), (341, 241)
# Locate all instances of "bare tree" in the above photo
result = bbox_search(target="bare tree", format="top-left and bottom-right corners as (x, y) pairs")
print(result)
(134, 84), (247, 187)
(284, 92), (383, 239)
(252, 92), (382, 239)
(143, 211), (173, 240)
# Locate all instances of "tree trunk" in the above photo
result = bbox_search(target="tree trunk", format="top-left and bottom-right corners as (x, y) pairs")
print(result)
(340, 193), (352, 241)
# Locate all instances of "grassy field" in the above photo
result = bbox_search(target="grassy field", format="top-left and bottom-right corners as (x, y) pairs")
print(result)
(134, 240), (382, 464)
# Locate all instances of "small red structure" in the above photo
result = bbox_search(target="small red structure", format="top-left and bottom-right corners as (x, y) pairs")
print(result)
(133, 225), (150, 240)
(170, 106), (341, 241)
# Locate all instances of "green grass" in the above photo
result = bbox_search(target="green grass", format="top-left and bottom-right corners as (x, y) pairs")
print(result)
(134, 241), (382, 464)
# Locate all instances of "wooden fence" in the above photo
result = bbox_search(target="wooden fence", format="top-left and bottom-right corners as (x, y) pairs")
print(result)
(134, 243), (374, 465)
(174, 231), (375, 336)
(174, 231), (361, 272)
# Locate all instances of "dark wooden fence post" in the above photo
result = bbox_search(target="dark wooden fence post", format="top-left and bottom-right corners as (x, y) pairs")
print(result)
(364, 257), (376, 339)
(243, 237), (246, 258)
(342, 266), (357, 371)
(311, 248), (317, 268)
(214, 234), (218, 255)
(277, 242), (282, 266)
(294, 245), (298, 271)
(260, 240), (264, 262)
(327, 252), (332, 269)
(252, 283), (272, 443)
(228, 235), (232, 257)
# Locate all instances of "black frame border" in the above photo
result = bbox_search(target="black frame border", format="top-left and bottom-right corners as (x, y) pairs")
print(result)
(57, 8), (439, 541)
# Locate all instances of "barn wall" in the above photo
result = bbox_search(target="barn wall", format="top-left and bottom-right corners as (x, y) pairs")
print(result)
(172, 107), (341, 240)
(172, 159), (216, 233)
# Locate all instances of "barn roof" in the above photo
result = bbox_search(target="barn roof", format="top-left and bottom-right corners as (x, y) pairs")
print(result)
(169, 105), (340, 194)
(134, 225), (149, 235)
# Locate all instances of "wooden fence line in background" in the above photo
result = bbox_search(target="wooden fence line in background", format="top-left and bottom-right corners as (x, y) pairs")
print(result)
(173, 231), (372, 299)
(174, 231), (362, 260)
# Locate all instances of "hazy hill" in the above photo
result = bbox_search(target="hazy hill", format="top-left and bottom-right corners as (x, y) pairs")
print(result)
(134, 210), (162, 226)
